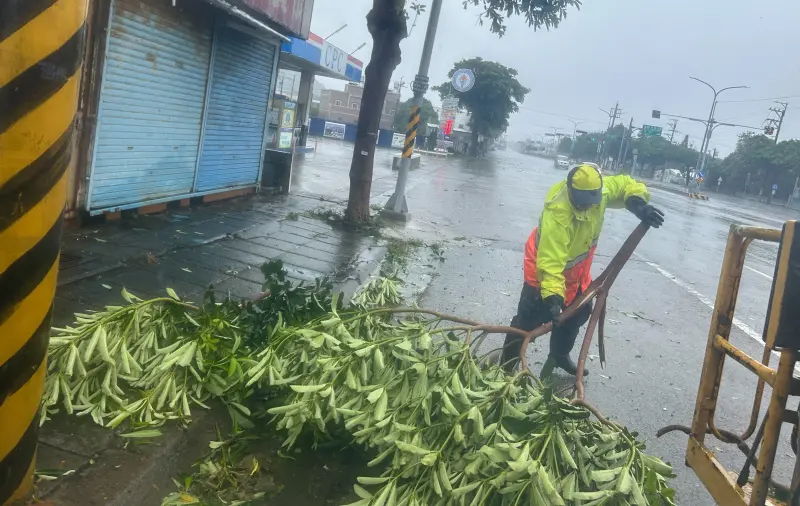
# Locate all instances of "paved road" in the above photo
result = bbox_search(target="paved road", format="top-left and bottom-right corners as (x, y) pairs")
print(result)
(294, 142), (800, 505)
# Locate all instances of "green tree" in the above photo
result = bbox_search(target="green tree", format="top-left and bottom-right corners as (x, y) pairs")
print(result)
(393, 97), (438, 132)
(710, 133), (800, 201)
(433, 58), (529, 156)
(558, 136), (572, 154)
(345, 0), (580, 222)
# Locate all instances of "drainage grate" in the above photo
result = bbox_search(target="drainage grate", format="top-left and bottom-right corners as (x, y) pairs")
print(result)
(60, 252), (83, 270)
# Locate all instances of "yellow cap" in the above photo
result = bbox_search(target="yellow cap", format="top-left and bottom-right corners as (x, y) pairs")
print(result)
(571, 164), (602, 191)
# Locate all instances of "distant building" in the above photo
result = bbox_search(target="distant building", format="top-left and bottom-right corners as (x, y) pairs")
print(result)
(318, 83), (400, 130)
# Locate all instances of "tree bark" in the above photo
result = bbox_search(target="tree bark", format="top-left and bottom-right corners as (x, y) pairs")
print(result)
(344, 1), (407, 222)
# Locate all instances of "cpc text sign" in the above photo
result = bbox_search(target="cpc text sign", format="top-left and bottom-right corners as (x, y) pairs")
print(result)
(322, 40), (348, 78)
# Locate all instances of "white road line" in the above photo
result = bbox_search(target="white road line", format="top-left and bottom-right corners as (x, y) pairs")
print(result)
(745, 264), (774, 281)
(634, 253), (765, 345)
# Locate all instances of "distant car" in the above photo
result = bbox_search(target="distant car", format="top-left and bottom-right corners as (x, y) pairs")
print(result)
(555, 155), (570, 169)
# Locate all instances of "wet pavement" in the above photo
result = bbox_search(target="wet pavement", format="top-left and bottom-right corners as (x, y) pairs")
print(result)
(293, 140), (800, 505)
(53, 193), (377, 328)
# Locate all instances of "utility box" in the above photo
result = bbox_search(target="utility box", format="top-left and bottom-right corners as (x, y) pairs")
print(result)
(764, 221), (800, 350)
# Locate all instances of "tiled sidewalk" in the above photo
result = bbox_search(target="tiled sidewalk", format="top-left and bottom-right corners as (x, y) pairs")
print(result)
(53, 193), (377, 327)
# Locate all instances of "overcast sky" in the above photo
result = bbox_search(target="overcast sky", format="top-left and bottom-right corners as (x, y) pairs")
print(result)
(307, 0), (800, 155)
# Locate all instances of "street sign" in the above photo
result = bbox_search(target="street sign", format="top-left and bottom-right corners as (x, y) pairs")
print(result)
(642, 125), (663, 137)
(440, 97), (459, 129)
(451, 69), (475, 92)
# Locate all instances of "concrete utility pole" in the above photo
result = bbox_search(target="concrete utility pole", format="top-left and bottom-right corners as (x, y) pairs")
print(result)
(764, 101), (788, 144)
(618, 118), (634, 173)
(614, 118), (633, 172)
(598, 103), (620, 166)
(385, 0), (442, 217)
(690, 76), (748, 175)
(666, 120), (678, 143)
(0, 1), (87, 504)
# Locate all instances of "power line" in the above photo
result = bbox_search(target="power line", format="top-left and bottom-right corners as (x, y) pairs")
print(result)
(516, 106), (607, 124)
(717, 94), (800, 104)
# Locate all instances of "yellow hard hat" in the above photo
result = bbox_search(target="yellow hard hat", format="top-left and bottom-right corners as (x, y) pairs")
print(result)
(567, 164), (603, 208)
(570, 164), (603, 191)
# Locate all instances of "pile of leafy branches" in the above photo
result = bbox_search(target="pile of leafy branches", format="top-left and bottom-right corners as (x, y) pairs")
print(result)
(255, 306), (676, 505)
(45, 260), (675, 505)
(41, 260), (340, 430)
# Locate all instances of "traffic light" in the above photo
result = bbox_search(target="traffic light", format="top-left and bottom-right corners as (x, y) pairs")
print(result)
(652, 110), (661, 119)
(444, 119), (453, 135)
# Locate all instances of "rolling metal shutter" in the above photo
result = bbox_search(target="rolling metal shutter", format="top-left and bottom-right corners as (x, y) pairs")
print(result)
(195, 25), (276, 192)
(88, 0), (212, 212)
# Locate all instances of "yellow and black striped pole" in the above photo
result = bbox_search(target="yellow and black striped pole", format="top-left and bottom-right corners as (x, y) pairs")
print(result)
(385, 0), (442, 216)
(0, 0), (86, 503)
(402, 105), (421, 159)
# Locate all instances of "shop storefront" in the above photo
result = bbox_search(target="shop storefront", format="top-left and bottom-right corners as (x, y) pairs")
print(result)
(75, 0), (314, 216)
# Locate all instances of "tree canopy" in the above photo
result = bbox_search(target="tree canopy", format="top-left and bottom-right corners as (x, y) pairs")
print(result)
(432, 58), (529, 152)
(393, 97), (439, 132)
(707, 133), (800, 201)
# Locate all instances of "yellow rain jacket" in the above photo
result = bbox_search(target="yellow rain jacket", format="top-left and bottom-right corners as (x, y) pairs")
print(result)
(523, 175), (650, 304)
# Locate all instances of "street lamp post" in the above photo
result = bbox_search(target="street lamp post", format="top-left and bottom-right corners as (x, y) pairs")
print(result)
(689, 77), (748, 175)
(566, 120), (586, 158)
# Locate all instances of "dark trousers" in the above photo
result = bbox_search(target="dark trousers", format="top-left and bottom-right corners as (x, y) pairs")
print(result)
(501, 283), (592, 370)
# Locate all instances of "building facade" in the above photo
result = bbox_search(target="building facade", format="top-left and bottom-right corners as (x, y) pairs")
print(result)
(69, 0), (314, 219)
(318, 83), (400, 131)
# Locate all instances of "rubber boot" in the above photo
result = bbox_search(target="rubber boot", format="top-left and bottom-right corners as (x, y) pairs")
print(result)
(554, 355), (588, 376)
(540, 355), (588, 379)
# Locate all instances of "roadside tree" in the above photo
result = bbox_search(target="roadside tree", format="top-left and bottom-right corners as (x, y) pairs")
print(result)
(433, 58), (530, 156)
(393, 97), (438, 132)
(345, 0), (581, 222)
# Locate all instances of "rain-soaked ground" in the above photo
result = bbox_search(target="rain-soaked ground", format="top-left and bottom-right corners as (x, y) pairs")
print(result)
(293, 139), (800, 505)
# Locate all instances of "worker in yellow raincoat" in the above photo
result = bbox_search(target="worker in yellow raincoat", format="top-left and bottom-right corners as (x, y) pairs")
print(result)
(501, 164), (664, 376)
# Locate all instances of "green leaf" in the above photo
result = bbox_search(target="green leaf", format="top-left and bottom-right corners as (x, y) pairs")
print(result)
(290, 384), (327, 393)
(367, 387), (385, 404)
(166, 287), (180, 301)
(395, 440), (429, 455)
(356, 476), (391, 485)
(119, 429), (163, 439)
(420, 452), (438, 466)
(353, 484), (372, 499)
(451, 482), (480, 498)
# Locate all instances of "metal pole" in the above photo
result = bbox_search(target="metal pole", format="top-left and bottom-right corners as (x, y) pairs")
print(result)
(616, 118), (631, 172)
(0, 1), (87, 504)
(385, 0), (443, 216)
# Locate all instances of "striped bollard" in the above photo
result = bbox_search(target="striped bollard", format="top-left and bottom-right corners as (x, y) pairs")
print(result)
(0, 0), (87, 503)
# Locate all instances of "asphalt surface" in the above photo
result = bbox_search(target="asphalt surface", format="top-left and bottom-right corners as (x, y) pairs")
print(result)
(294, 141), (800, 505)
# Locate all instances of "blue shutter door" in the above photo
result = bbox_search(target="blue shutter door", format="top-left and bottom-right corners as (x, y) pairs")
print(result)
(88, 0), (211, 211)
(195, 26), (275, 192)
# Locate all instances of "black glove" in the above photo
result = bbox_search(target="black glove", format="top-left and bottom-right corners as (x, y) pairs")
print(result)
(543, 294), (564, 325)
(626, 196), (665, 228)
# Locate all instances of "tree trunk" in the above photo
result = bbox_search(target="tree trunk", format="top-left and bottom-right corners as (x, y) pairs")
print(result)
(344, 1), (407, 222)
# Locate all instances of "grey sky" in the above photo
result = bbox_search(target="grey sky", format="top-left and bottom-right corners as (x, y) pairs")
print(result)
(308, 0), (800, 156)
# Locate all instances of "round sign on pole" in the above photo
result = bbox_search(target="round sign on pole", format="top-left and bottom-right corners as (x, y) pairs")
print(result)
(451, 69), (475, 93)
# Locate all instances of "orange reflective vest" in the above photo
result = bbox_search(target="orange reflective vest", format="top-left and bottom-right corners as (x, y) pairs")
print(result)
(523, 175), (650, 304)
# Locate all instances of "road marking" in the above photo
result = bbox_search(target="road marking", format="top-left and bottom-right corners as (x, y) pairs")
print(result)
(745, 264), (773, 281)
(634, 253), (765, 344)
